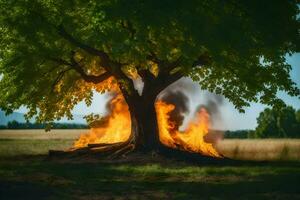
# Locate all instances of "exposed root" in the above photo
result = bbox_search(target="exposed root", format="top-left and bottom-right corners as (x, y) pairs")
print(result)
(49, 135), (228, 164)
(49, 141), (135, 159)
(110, 144), (135, 159)
(87, 142), (123, 148)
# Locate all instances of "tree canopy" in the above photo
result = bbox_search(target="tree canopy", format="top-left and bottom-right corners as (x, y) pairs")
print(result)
(0, 0), (299, 123)
(254, 106), (300, 138)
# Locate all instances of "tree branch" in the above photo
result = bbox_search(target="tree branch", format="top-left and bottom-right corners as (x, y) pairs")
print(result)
(72, 65), (112, 84)
(51, 68), (72, 91)
(50, 57), (111, 84)
(163, 53), (212, 76)
(157, 71), (183, 92)
(146, 50), (162, 65)
(30, 12), (136, 94)
(57, 25), (111, 71)
(149, 54), (210, 96)
(57, 26), (135, 86)
(30, 11), (114, 73)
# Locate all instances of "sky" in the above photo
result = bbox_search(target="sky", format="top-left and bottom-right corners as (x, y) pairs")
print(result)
(69, 53), (300, 131)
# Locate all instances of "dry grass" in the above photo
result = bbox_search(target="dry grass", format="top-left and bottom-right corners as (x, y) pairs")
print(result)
(0, 129), (85, 140)
(0, 129), (84, 157)
(1, 130), (300, 161)
(216, 139), (300, 161)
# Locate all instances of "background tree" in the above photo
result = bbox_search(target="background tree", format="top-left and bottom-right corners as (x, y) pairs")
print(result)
(296, 110), (300, 123)
(255, 107), (300, 138)
(224, 130), (254, 139)
(7, 120), (22, 130)
(5, 121), (88, 129)
(0, 0), (299, 153)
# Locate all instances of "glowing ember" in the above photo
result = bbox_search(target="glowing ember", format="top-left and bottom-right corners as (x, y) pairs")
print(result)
(155, 100), (221, 157)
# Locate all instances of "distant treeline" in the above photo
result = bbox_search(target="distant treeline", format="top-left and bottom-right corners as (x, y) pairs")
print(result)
(223, 130), (254, 139)
(0, 120), (88, 129)
(224, 106), (300, 139)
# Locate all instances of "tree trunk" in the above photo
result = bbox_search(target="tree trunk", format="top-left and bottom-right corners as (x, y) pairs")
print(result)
(125, 94), (226, 163)
(126, 94), (161, 152)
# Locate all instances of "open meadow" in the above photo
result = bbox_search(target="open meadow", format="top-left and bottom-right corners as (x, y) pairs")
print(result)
(0, 130), (300, 199)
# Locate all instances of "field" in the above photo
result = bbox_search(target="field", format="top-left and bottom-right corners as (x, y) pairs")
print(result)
(217, 139), (300, 161)
(0, 130), (300, 200)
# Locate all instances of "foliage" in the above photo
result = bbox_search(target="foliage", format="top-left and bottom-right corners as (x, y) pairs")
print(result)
(3, 120), (88, 129)
(225, 106), (300, 139)
(296, 109), (300, 123)
(83, 113), (106, 127)
(254, 107), (300, 138)
(224, 130), (254, 139)
(0, 0), (299, 123)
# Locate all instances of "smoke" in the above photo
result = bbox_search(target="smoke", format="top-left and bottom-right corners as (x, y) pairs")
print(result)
(196, 92), (224, 126)
(159, 78), (225, 130)
(105, 92), (126, 114)
(87, 93), (121, 128)
(105, 93), (117, 113)
(132, 77), (144, 96)
(159, 91), (190, 131)
(163, 78), (199, 95)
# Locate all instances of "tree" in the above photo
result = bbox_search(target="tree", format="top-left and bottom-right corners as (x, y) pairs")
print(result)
(7, 120), (22, 129)
(0, 1), (299, 155)
(255, 106), (300, 138)
(224, 130), (254, 139)
(296, 110), (300, 123)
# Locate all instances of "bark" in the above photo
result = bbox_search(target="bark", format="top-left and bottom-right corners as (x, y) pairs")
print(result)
(126, 94), (160, 152)
(123, 74), (183, 152)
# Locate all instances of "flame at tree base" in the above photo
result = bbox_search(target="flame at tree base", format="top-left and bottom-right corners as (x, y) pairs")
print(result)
(73, 93), (221, 158)
(73, 93), (131, 148)
(155, 101), (221, 157)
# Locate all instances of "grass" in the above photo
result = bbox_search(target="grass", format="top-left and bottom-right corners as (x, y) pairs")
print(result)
(0, 139), (74, 157)
(0, 130), (81, 157)
(1, 156), (300, 199)
(216, 139), (300, 161)
(0, 130), (300, 199)
(0, 129), (84, 139)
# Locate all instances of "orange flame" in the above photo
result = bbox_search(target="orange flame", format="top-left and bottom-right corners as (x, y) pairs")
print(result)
(155, 100), (221, 157)
(74, 77), (131, 148)
(73, 93), (131, 148)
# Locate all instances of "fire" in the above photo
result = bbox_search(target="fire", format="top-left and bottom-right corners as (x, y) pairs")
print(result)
(155, 100), (221, 157)
(73, 77), (220, 157)
(74, 93), (131, 148)
(74, 77), (131, 148)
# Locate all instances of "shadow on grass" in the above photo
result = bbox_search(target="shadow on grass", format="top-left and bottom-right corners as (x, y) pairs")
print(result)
(1, 155), (300, 199)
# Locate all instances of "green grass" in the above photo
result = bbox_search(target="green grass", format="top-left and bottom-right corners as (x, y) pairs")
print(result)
(1, 156), (300, 200)
(0, 139), (74, 157)
(0, 131), (300, 199)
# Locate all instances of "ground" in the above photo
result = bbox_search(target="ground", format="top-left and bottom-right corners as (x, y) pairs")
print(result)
(0, 130), (300, 200)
